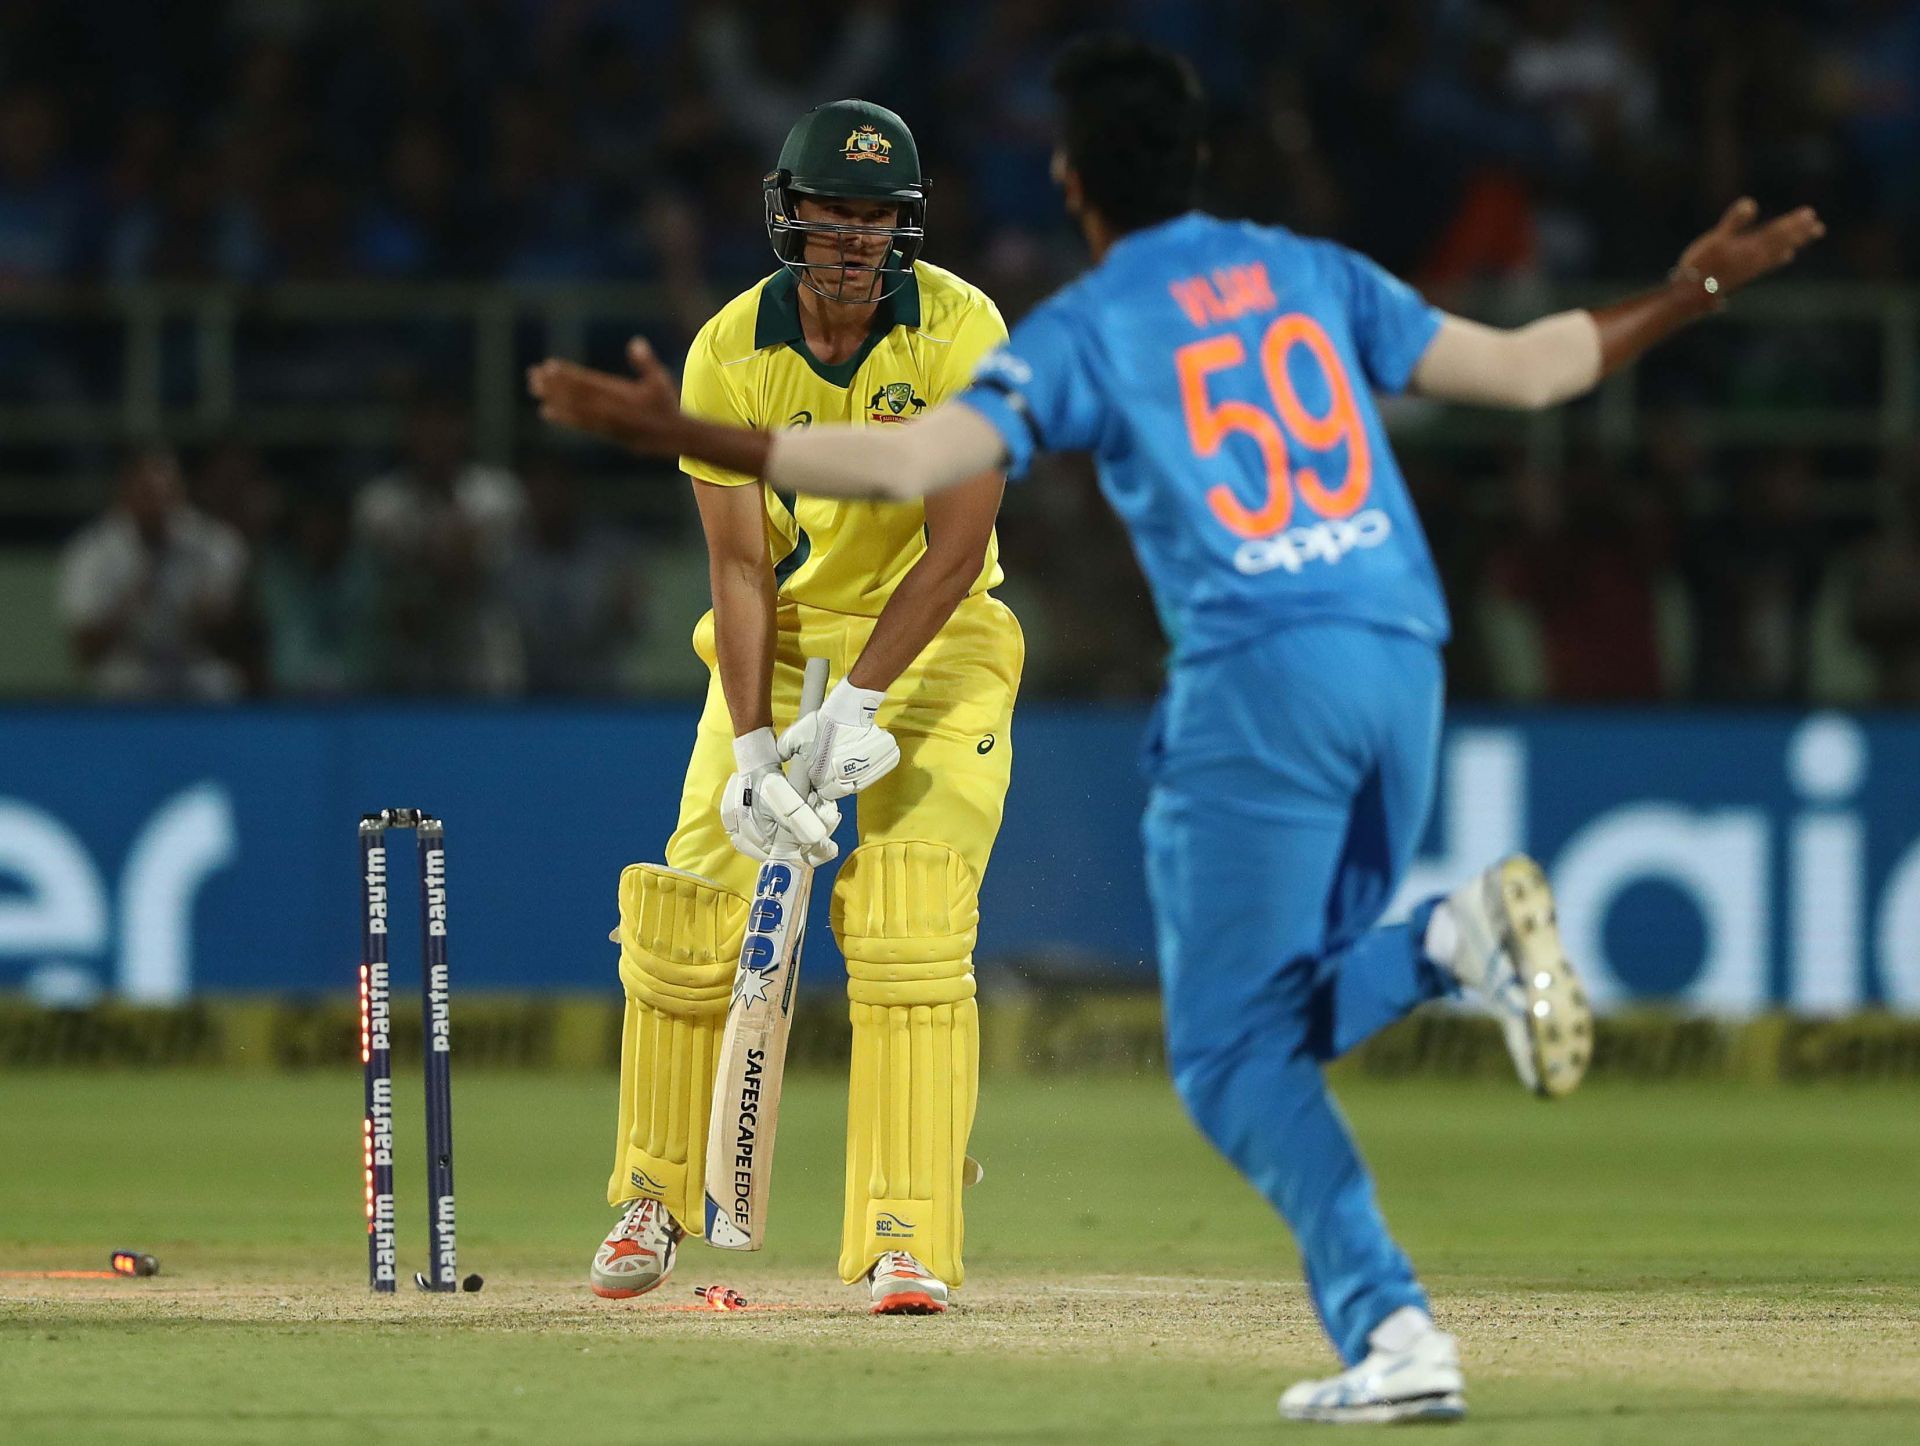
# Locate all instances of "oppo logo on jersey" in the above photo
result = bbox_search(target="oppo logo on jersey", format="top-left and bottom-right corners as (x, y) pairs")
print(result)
(1233, 507), (1392, 577)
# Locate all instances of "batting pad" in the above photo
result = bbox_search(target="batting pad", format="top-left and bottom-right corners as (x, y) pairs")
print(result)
(608, 864), (745, 1234)
(833, 841), (980, 1286)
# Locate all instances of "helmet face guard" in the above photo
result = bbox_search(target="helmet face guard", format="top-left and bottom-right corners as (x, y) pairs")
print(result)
(764, 170), (928, 305)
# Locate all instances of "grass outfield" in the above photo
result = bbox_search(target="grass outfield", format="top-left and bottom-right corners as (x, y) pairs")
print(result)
(1, 1071), (1915, 1444)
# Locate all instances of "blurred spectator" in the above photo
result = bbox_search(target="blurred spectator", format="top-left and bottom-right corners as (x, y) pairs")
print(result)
(0, 86), (88, 284)
(694, 3), (899, 156)
(0, 1), (1909, 709)
(651, 130), (777, 335)
(485, 87), (604, 281)
(1406, 460), (1497, 701)
(194, 440), (283, 695)
(1405, 11), (1556, 288)
(260, 491), (376, 697)
(940, 0), (1083, 237)
(0, 85), (91, 408)
(505, 454), (645, 696)
(1847, 453), (1920, 705)
(567, 14), (680, 210)
(1465, 0), (1674, 282)
(1817, 0), (1920, 227)
(1488, 458), (1676, 701)
(1683, 449), (1827, 702)
(57, 446), (249, 699)
(1500, 0), (1667, 279)
(1507, 0), (1657, 157)
(267, 167), (354, 281)
(352, 120), (472, 280)
(0, 0), (1903, 298)
(353, 399), (524, 695)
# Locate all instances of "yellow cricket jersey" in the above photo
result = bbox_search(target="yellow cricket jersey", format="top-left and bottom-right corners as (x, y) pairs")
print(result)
(678, 260), (1009, 616)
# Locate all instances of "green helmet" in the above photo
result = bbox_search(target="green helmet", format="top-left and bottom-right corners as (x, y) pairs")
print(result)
(763, 99), (929, 303)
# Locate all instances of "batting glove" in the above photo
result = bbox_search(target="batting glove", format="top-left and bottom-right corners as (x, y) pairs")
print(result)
(780, 680), (901, 801)
(720, 728), (841, 866)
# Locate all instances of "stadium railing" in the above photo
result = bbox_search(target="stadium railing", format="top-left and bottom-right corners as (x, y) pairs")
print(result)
(0, 281), (1913, 522)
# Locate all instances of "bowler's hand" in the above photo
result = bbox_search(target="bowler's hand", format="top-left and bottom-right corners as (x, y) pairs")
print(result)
(1675, 198), (1825, 302)
(527, 339), (682, 456)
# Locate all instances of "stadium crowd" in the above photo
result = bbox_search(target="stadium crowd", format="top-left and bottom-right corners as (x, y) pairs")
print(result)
(5, 0), (1918, 703)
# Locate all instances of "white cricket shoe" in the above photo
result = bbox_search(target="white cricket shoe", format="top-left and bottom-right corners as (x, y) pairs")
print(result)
(589, 1197), (682, 1299)
(1280, 1317), (1466, 1424)
(1442, 854), (1592, 1098)
(867, 1250), (948, 1315)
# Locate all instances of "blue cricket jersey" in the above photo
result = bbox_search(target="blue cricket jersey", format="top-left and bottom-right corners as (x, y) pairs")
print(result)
(959, 212), (1450, 659)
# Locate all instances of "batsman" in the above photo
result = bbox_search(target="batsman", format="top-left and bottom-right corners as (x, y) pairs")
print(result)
(588, 100), (1019, 1314)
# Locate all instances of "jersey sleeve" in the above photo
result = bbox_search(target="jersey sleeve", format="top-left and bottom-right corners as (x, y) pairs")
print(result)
(927, 294), (1010, 405)
(1320, 243), (1443, 395)
(678, 325), (761, 487)
(953, 300), (1107, 482)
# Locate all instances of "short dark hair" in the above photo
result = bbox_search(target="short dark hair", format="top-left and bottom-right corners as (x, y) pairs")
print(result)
(1050, 35), (1206, 233)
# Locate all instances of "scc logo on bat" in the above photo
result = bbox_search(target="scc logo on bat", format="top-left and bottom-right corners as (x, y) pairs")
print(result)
(736, 864), (796, 1004)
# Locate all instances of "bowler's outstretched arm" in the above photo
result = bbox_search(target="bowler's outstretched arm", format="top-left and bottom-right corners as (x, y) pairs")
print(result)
(528, 342), (1000, 502)
(1410, 197), (1823, 410)
(528, 199), (1822, 503)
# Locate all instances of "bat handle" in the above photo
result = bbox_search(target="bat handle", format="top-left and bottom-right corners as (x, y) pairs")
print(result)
(798, 656), (830, 716)
(783, 657), (831, 791)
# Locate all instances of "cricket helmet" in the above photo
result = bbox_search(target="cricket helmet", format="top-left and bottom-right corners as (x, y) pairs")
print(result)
(764, 99), (928, 303)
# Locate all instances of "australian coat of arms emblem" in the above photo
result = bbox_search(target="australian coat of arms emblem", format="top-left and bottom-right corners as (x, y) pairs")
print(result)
(843, 124), (893, 164)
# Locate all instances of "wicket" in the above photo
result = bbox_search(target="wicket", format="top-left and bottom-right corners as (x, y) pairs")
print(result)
(358, 808), (458, 1294)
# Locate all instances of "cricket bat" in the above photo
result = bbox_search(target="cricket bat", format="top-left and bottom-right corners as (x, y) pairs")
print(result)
(703, 656), (831, 1249)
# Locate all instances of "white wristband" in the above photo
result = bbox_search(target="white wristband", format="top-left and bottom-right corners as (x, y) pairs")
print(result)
(821, 678), (885, 726)
(733, 727), (779, 771)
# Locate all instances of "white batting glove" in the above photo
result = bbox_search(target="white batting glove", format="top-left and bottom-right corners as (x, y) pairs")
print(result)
(756, 772), (842, 867)
(719, 728), (842, 866)
(780, 679), (901, 801)
(719, 728), (784, 862)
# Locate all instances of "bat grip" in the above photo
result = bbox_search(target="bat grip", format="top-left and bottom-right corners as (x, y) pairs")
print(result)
(783, 657), (831, 791)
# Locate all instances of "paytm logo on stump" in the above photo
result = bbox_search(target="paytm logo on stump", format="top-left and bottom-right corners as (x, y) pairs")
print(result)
(1397, 714), (1920, 1014)
(0, 783), (235, 1005)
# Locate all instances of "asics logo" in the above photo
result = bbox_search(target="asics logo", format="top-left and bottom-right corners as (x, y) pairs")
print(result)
(1233, 507), (1392, 577)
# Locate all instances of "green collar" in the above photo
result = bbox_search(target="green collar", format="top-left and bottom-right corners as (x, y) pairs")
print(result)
(753, 261), (920, 388)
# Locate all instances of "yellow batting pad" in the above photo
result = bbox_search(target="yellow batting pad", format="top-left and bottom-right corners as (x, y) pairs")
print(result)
(833, 840), (980, 1008)
(608, 865), (745, 1234)
(833, 841), (981, 1285)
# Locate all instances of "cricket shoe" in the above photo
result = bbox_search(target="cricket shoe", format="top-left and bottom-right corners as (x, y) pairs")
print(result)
(867, 1251), (948, 1315)
(1441, 854), (1592, 1098)
(589, 1197), (682, 1299)
(1279, 1316), (1465, 1424)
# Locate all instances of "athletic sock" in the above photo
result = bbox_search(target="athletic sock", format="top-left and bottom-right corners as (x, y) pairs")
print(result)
(1369, 1305), (1435, 1354)
(1422, 902), (1460, 972)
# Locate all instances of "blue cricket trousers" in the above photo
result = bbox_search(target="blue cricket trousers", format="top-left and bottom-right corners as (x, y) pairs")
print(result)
(1142, 620), (1454, 1364)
